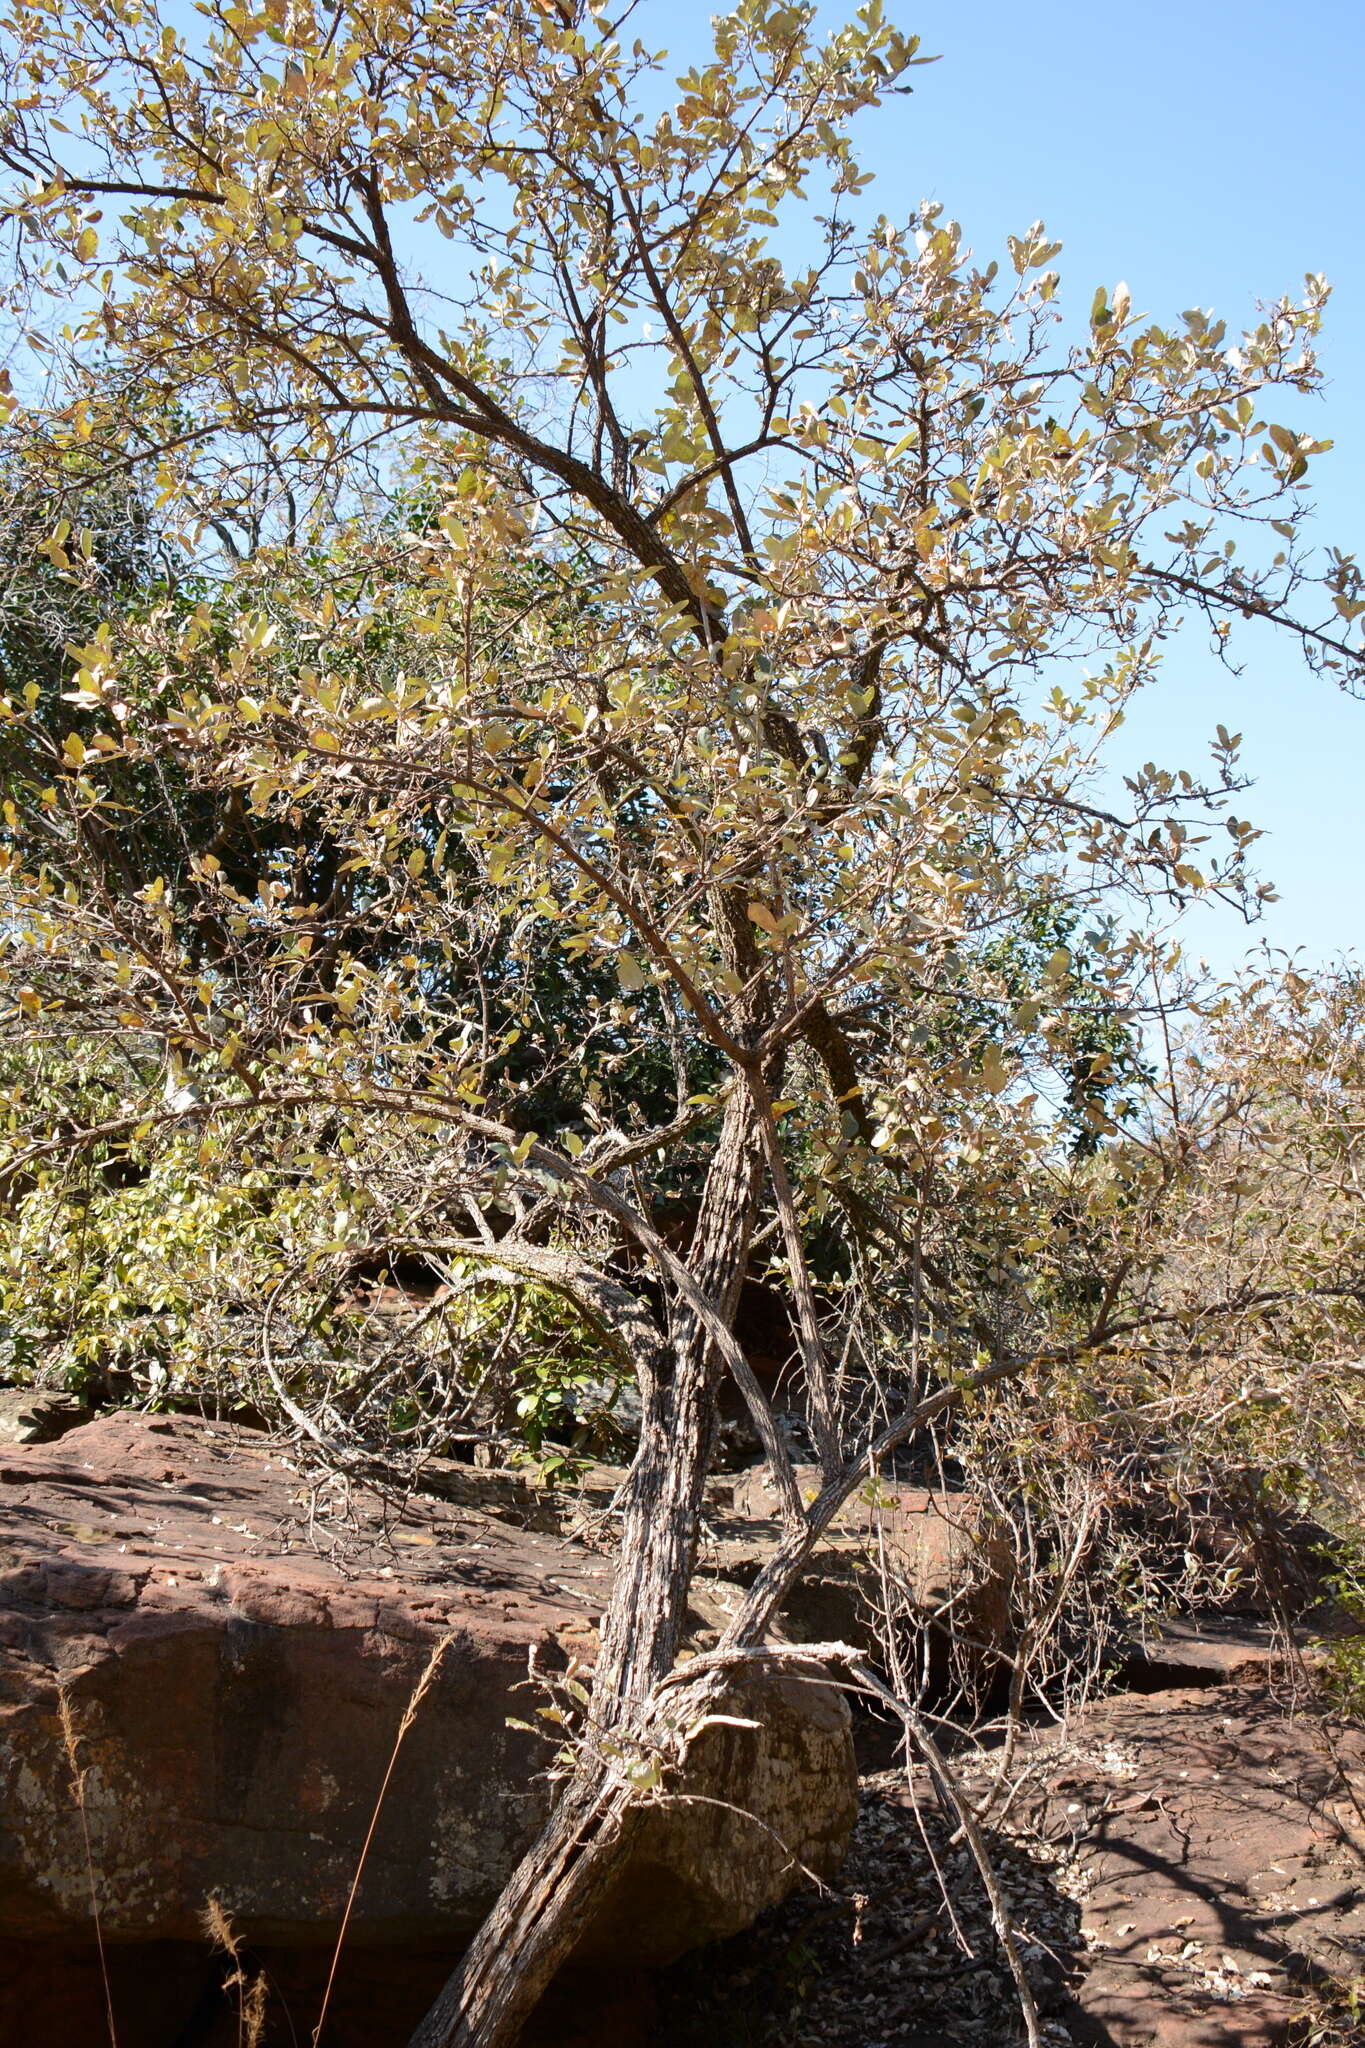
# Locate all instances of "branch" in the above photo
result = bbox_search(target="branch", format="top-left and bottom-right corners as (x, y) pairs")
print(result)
(720, 1352), (1034, 1651)
(414, 1237), (669, 1395)
(747, 1067), (841, 1478)
(456, 1114), (806, 1527)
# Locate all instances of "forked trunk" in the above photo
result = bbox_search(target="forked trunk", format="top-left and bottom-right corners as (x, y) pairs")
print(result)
(407, 1090), (766, 2048)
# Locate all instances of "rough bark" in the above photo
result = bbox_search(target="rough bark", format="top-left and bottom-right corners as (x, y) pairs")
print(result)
(407, 1088), (766, 2048)
(595, 1085), (766, 1707)
(404, 1766), (643, 2048)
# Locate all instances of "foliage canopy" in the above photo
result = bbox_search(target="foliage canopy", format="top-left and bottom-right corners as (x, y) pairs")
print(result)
(1, 5), (1363, 2042)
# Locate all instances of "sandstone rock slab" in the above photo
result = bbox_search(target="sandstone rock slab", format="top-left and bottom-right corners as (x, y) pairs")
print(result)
(0, 1413), (855, 2007)
(1025, 1684), (1365, 2048)
(1115, 1611), (1322, 1693)
(708, 1465), (1013, 1680)
(0, 1385), (88, 1446)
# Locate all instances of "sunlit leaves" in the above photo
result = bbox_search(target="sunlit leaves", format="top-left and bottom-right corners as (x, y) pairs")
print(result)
(0, 0), (1360, 1523)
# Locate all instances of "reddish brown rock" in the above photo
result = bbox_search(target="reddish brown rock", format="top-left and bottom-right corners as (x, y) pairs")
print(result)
(1116, 1611), (1322, 1692)
(0, 1412), (855, 2044)
(0, 1385), (87, 1446)
(714, 1465), (1013, 1677)
(1024, 1685), (1365, 2048)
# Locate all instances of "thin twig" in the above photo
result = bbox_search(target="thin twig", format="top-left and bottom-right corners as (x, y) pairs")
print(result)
(850, 1661), (1045, 2048)
(312, 1634), (453, 2046)
(58, 1687), (118, 2048)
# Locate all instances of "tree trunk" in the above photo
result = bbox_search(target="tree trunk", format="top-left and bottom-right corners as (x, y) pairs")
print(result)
(407, 1088), (766, 2048)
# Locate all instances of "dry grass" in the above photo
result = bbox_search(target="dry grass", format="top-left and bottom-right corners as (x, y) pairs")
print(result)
(311, 1630), (454, 2047)
(57, 1684), (118, 2048)
(202, 1894), (269, 2048)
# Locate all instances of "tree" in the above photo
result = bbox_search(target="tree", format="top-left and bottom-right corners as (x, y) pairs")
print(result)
(1, 3), (1363, 2042)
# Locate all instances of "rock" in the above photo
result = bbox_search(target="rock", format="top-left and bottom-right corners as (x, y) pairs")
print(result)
(0, 1413), (855, 2045)
(665, 1680), (1365, 2048)
(1116, 1611), (1321, 1692)
(408, 1453), (564, 1528)
(0, 1386), (88, 1446)
(0, 1938), (661, 2048)
(1020, 1683), (1365, 2048)
(704, 1466), (1013, 1684)
(587, 1666), (857, 1964)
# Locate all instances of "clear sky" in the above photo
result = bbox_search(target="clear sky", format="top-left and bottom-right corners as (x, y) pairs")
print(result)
(796, 0), (1365, 977)
(34, 2), (1355, 977)
(654, 1), (1364, 979)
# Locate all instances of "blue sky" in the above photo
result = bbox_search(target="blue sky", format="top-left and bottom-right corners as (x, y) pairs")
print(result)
(788, 0), (1365, 977)
(30, 1), (1360, 976)
(652, 2), (1364, 978)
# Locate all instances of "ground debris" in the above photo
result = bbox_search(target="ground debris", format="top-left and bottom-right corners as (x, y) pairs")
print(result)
(661, 1759), (1083, 2047)
(661, 1681), (1365, 2048)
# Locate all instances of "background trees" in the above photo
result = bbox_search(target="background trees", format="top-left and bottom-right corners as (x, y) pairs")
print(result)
(1, 3), (1363, 2042)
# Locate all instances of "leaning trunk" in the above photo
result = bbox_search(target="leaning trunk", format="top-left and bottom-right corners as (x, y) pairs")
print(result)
(407, 1087), (766, 2048)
